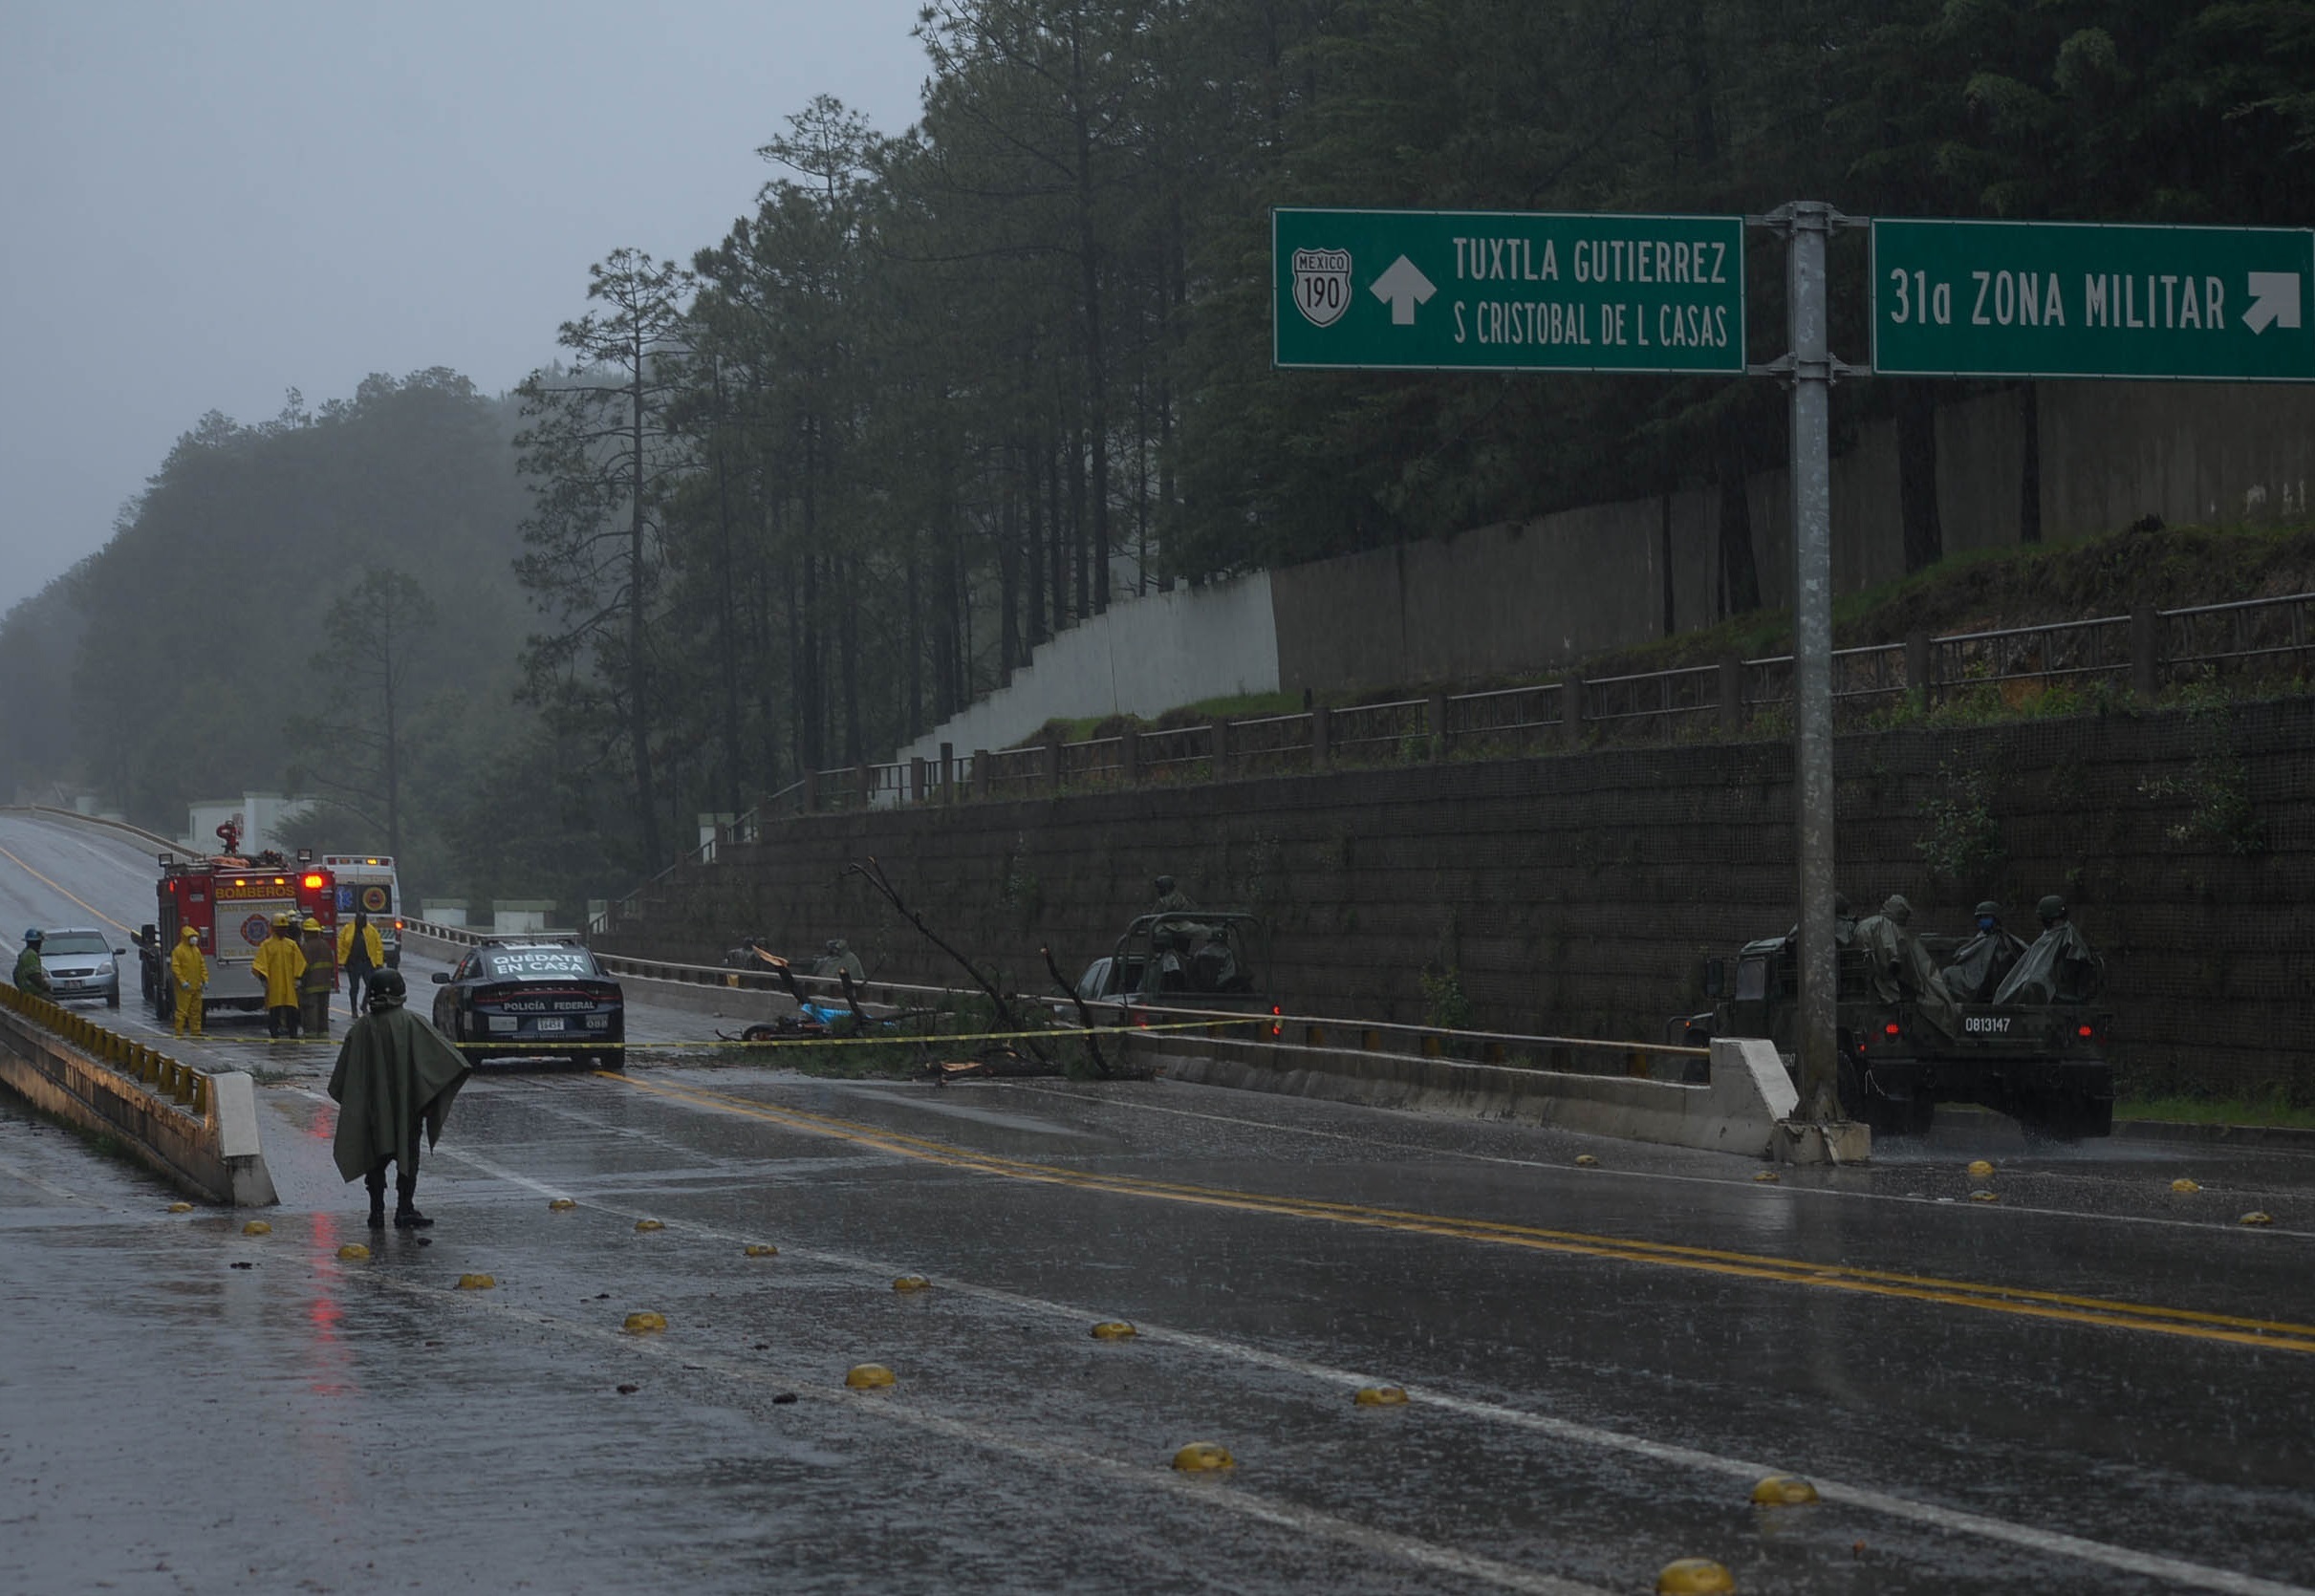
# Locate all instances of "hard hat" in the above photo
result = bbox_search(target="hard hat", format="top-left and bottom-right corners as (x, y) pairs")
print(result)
(302, 917), (322, 932)
(21, 928), (40, 943)
(2037, 895), (2067, 921)
(367, 968), (408, 1009)
(1974, 900), (2001, 918)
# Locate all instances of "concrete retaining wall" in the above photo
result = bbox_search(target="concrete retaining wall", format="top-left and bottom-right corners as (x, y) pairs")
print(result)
(0, 1003), (274, 1205)
(601, 696), (2315, 1102)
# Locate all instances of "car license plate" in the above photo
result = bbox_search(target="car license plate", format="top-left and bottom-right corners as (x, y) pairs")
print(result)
(534, 1017), (566, 1033)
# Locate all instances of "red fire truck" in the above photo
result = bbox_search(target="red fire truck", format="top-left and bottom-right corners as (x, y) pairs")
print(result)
(136, 820), (337, 1022)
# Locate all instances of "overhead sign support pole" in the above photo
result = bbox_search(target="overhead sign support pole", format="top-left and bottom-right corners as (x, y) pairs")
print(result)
(1759, 200), (1851, 1122)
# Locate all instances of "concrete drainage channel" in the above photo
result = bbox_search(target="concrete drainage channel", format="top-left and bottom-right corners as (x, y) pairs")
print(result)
(0, 984), (276, 1205)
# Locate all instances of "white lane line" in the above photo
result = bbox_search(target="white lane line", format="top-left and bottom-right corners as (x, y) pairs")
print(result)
(426, 1124), (2308, 1596)
(0, 1154), (106, 1206)
(349, 1262), (1606, 1596)
(999, 1083), (2315, 1237)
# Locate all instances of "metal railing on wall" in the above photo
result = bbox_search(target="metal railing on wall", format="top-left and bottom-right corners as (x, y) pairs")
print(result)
(589, 591), (2315, 937)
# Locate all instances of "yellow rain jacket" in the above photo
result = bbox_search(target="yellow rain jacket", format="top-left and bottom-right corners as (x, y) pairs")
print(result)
(251, 932), (307, 1007)
(337, 920), (384, 970)
(170, 932), (207, 992)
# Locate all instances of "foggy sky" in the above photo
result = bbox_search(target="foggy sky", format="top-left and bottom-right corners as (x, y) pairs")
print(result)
(0, 0), (928, 617)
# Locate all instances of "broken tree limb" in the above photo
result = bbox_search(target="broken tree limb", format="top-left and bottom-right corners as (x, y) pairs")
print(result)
(846, 856), (1049, 1065)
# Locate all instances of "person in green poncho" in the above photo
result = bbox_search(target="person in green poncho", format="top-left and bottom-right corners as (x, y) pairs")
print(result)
(326, 968), (469, 1230)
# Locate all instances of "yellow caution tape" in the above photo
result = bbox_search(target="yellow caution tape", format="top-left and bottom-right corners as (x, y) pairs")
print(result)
(192, 1014), (1280, 1052)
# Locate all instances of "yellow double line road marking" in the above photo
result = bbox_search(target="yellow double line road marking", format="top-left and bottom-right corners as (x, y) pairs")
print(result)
(600, 1071), (2315, 1356)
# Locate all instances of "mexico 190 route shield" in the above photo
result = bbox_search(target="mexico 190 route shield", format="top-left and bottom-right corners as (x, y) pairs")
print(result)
(1274, 207), (1746, 376)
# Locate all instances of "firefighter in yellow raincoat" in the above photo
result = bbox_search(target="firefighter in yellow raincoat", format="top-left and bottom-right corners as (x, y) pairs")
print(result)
(169, 926), (207, 1036)
(251, 914), (308, 1039)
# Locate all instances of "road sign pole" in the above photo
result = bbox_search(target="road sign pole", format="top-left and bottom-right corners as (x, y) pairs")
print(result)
(1780, 201), (1841, 1120)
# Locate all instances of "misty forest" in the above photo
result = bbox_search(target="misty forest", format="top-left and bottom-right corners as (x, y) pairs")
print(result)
(6, 0), (2309, 912)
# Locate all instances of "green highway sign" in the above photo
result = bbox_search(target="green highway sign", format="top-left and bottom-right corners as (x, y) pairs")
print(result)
(1273, 207), (1745, 375)
(1871, 218), (2315, 381)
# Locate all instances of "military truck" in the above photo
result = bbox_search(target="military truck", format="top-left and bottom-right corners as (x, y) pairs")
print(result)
(1059, 910), (1277, 1023)
(1677, 931), (2113, 1139)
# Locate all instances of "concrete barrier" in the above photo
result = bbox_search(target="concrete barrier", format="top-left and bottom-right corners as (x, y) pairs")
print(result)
(1126, 1032), (1802, 1158)
(0, 994), (276, 1205)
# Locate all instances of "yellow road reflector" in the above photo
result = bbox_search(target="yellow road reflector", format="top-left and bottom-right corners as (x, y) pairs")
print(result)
(457, 1273), (496, 1291)
(1090, 1321), (1137, 1340)
(1751, 1172), (1779, 1183)
(1967, 1159), (1995, 1178)
(335, 1242), (370, 1261)
(745, 1243), (779, 1258)
(1353, 1385), (1409, 1407)
(846, 1363), (897, 1389)
(548, 1197), (576, 1212)
(242, 1219), (271, 1236)
(2171, 1178), (2201, 1195)
(2241, 1212), (2276, 1227)
(167, 1201), (194, 1213)
(1750, 1474), (1820, 1505)
(1655, 1559), (1735, 1594)
(634, 1219), (665, 1233)
(623, 1311), (668, 1334)
(1574, 1154), (1600, 1167)
(1969, 1190), (2000, 1203)
(893, 1273), (930, 1292)
(1171, 1441), (1235, 1473)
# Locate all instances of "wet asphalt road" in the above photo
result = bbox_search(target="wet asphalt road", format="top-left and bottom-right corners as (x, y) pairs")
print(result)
(2, 810), (2313, 1595)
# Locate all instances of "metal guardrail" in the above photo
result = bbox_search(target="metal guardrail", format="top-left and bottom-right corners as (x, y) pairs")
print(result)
(421, 917), (1709, 1075)
(593, 590), (2315, 934)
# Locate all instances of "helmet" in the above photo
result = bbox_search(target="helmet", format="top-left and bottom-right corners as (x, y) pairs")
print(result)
(2037, 895), (2067, 922)
(21, 928), (40, 944)
(1155, 874), (1176, 892)
(1974, 901), (2001, 918)
(301, 917), (322, 933)
(366, 968), (408, 1009)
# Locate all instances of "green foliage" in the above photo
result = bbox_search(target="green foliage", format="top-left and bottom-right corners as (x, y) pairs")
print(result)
(1915, 762), (2005, 880)
(2136, 685), (2268, 854)
(1418, 965), (1474, 1032)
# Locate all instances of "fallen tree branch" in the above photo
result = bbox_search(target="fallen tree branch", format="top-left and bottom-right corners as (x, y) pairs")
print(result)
(1042, 943), (1112, 1080)
(846, 856), (1048, 1065)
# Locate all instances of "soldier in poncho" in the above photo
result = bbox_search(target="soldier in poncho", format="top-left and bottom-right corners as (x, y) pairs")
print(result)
(1993, 895), (2102, 1005)
(1853, 894), (1963, 1039)
(326, 968), (469, 1230)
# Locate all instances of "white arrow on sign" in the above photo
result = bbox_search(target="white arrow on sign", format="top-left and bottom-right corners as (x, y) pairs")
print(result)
(1370, 254), (1437, 326)
(2243, 272), (2302, 334)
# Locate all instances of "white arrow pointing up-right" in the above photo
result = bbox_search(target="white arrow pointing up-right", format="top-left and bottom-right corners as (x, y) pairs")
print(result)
(2244, 272), (2302, 334)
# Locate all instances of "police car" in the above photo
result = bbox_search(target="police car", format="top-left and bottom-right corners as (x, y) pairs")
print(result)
(429, 938), (624, 1068)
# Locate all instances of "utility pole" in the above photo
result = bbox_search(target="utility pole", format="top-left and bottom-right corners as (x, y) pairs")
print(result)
(1761, 201), (1849, 1121)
